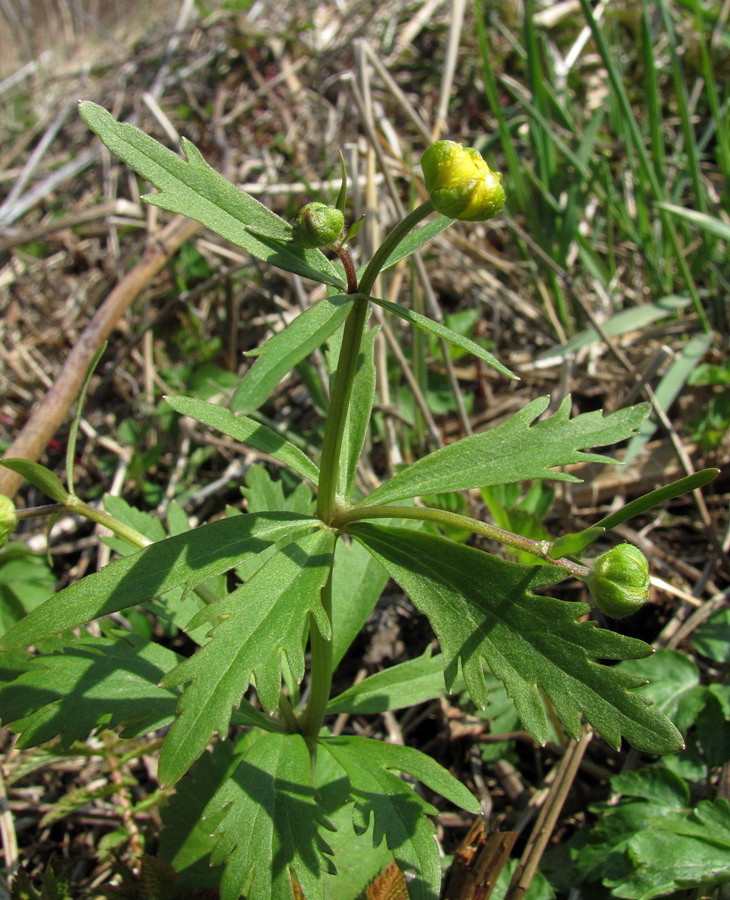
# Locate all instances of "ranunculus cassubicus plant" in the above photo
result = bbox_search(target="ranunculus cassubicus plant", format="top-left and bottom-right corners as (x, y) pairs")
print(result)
(0, 105), (718, 898)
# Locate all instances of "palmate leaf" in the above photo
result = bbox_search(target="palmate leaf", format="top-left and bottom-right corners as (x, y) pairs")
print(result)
(0, 512), (318, 651)
(319, 735), (479, 900)
(0, 633), (180, 748)
(164, 395), (320, 485)
(205, 731), (335, 900)
(158, 529), (335, 785)
(78, 102), (345, 290)
(350, 525), (683, 754)
(360, 396), (649, 507)
(230, 295), (355, 414)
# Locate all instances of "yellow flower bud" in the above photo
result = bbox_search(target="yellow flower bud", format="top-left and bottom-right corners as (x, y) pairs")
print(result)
(421, 140), (505, 221)
(0, 494), (17, 548)
(291, 202), (344, 249)
(587, 543), (650, 619)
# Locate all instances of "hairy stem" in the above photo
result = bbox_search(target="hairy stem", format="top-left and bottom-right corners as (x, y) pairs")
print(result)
(332, 505), (591, 580)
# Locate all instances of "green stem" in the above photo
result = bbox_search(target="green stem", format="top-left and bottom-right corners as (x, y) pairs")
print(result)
(301, 565), (334, 737)
(331, 505), (591, 580)
(316, 200), (437, 524)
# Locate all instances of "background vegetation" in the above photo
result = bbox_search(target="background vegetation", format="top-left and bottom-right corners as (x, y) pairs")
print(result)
(0, 0), (727, 896)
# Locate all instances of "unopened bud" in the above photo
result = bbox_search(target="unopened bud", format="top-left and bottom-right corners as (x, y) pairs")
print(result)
(421, 140), (505, 221)
(587, 543), (650, 619)
(291, 202), (344, 248)
(0, 494), (17, 548)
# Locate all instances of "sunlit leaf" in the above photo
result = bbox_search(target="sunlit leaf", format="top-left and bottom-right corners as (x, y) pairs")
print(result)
(350, 524), (683, 754)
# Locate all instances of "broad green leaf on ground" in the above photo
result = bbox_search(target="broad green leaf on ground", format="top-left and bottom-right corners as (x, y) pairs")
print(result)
(158, 530), (335, 785)
(606, 798), (730, 898)
(537, 294), (691, 360)
(360, 396), (649, 507)
(544, 766), (690, 891)
(623, 332), (712, 465)
(165, 395), (320, 484)
(330, 514), (424, 668)
(0, 513), (318, 651)
(367, 294), (516, 380)
(350, 525), (683, 754)
(616, 649), (706, 736)
(0, 459), (69, 502)
(692, 606), (730, 663)
(0, 633), (180, 748)
(231, 295), (355, 414)
(0, 544), (55, 638)
(78, 102), (345, 289)
(491, 859), (556, 900)
(337, 325), (378, 504)
(205, 731), (335, 900)
(327, 649), (462, 715)
(319, 735), (479, 900)
(158, 742), (235, 890)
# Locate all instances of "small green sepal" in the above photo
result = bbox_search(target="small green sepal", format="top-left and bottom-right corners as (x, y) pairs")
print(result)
(344, 214), (366, 243)
(421, 140), (505, 221)
(292, 202), (345, 249)
(587, 543), (650, 619)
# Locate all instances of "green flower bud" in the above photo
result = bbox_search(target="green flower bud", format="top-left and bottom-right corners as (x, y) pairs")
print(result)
(587, 543), (650, 619)
(291, 202), (344, 248)
(421, 140), (505, 221)
(0, 494), (17, 548)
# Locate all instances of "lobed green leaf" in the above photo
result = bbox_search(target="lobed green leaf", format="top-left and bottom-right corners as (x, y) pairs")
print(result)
(79, 102), (345, 289)
(361, 396), (650, 507)
(320, 735), (479, 899)
(230, 295), (355, 414)
(0, 633), (180, 748)
(205, 731), (335, 900)
(350, 524), (684, 754)
(158, 529), (335, 785)
(165, 395), (320, 485)
(0, 512), (319, 650)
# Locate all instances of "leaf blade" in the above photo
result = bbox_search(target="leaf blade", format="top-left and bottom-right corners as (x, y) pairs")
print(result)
(361, 396), (649, 507)
(165, 395), (319, 485)
(158, 529), (335, 784)
(231, 295), (355, 414)
(79, 102), (345, 289)
(205, 731), (334, 900)
(350, 524), (683, 754)
(368, 294), (516, 380)
(0, 512), (319, 650)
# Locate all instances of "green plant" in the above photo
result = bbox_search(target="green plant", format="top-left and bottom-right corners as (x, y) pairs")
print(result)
(0, 108), (720, 898)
